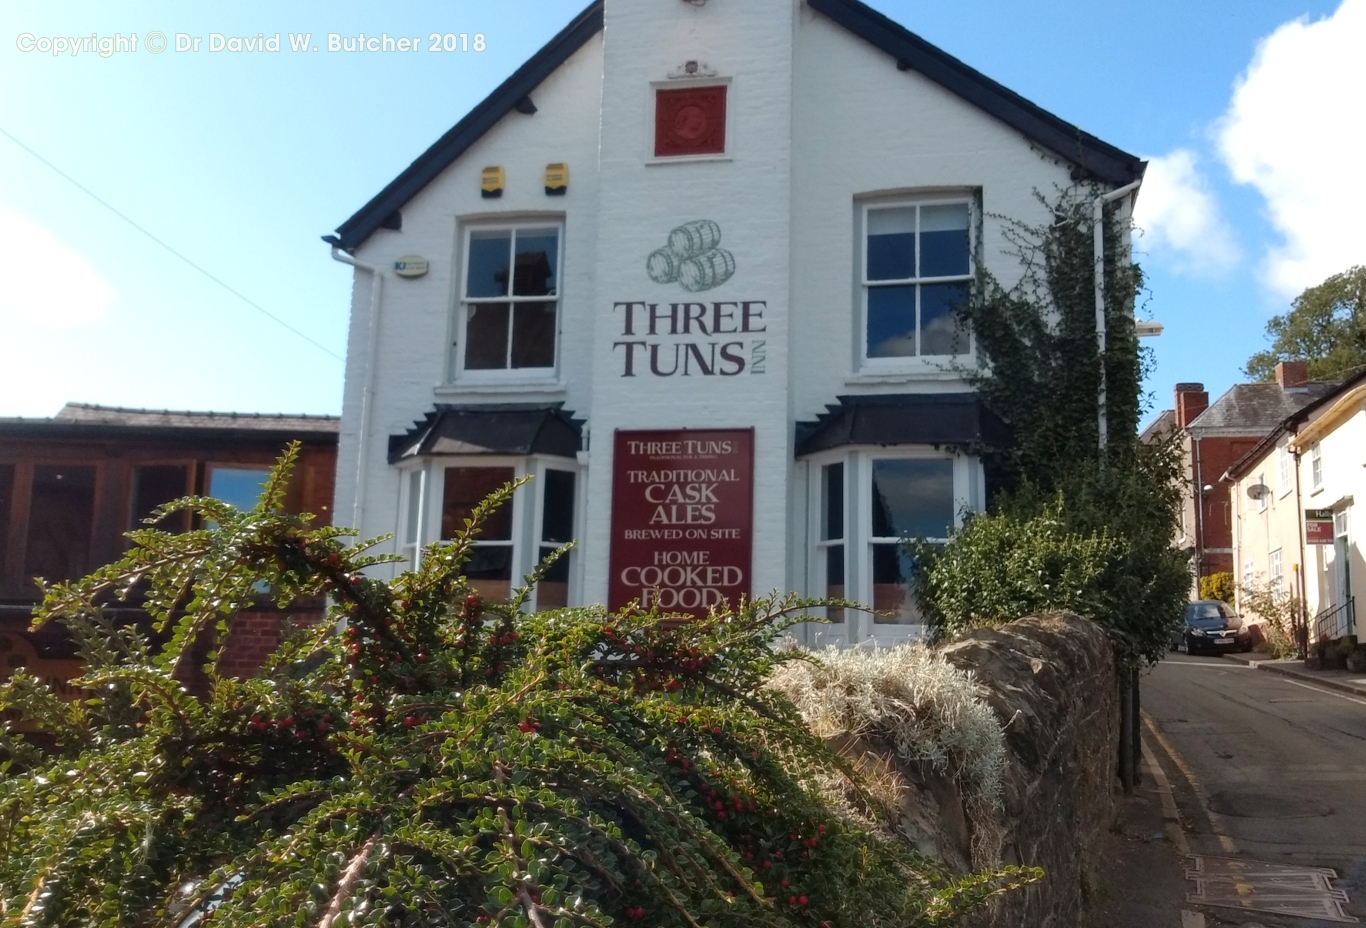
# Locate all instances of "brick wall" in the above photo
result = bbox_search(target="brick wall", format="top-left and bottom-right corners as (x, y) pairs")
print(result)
(218, 608), (326, 679)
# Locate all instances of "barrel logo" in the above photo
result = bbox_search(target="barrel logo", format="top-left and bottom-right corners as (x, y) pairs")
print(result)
(646, 220), (735, 292)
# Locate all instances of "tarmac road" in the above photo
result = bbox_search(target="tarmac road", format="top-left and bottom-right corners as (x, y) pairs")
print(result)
(1143, 651), (1366, 925)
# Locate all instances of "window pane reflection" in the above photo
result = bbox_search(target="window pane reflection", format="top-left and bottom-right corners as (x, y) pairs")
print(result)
(866, 286), (916, 358)
(872, 543), (923, 624)
(467, 232), (510, 298)
(441, 468), (515, 541)
(465, 304), (510, 369)
(919, 283), (969, 356)
(870, 459), (954, 539)
(512, 230), (558, 296)
(511, 303), (556, 368)
(866, 207), (915, 281)
(919, 204), (970, 277)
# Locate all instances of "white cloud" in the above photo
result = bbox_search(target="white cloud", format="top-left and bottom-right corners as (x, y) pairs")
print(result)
(1132, 149), (1240, 273)
(0, 209), (115, 328)
(1218, 0), (1366, 297)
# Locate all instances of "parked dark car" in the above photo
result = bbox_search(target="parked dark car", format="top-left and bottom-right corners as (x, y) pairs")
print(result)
(1171, 600), (1254, 653)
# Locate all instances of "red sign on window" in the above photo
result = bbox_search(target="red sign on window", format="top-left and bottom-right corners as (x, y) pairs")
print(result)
(654, 85), (727, 157)
(609, 429), (753, 618)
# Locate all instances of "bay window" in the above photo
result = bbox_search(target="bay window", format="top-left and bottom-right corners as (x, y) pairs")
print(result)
(399, 457), (579, 610)
(869, 458), (955, 624)
(809, 449), (980, 643)
(862, 199), (973, 365)
(456, 223), (561, 377)
(441, 466), (517, 603)
(817, 462), (845, 622)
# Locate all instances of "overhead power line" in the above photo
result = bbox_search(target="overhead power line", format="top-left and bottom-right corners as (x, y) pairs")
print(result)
(0, 125), (344, 363)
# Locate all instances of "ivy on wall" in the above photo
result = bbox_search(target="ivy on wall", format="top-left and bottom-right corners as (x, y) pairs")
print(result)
(917, 187), (1188, 664)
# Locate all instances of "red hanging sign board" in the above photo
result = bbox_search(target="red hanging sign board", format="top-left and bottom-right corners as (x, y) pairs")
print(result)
(1306, 509), (1335, 545)
(609, 429), (754, 618)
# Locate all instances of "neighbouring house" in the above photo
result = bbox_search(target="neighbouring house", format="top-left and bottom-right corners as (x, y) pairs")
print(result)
(1145, 363), (1337, 594)
(0, 403), (338, 692)
(323, 0), (1145, 646)
(1224, 368), (1366, 645)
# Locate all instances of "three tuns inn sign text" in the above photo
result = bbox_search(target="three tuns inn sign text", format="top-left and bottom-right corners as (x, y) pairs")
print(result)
(608, 429), (754, 618)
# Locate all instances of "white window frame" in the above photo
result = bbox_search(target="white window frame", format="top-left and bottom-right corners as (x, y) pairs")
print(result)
(813, 459), (849, 636)
(1310, 442), (1323, 491)
(1277, 443), (1293, 497)
(450, 219), (564, 385)
(1269, 548), (1283, 592)
(857, 196), (977, 374)
(805, 446), (984, 647)
(397, 455), (583, 610)
(1243, 558), (1256, 590)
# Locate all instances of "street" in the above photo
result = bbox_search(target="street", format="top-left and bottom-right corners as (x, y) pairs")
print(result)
(1142, 652), (1366, 925)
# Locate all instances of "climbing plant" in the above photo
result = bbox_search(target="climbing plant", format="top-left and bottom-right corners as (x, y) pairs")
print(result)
(0, 446), (1031, 928)
(916, 187), (1188, 663)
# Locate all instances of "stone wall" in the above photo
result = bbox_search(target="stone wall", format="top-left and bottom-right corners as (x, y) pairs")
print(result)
(943, 614), (1118, 926)
(856, 614), (1118, 927)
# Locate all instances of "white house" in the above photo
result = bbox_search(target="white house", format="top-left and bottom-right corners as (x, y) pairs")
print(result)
(323, 0), (1145, 646)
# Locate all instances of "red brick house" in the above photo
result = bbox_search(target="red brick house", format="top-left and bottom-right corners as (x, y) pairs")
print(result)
(1145, 363), (1336, 591)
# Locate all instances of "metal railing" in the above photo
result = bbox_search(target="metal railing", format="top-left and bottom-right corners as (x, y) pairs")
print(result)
(1313, 596), (1356, 642)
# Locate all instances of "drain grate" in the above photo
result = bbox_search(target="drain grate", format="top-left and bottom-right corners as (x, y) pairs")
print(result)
(1186, 856), (1358, 922)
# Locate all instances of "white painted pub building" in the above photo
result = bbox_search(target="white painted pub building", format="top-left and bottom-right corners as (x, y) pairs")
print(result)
(325, 0), (1145, 645)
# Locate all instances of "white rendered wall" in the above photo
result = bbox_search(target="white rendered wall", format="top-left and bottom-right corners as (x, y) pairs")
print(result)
(579, 0), (798, 607)
(333, 35), (605, 565)
(789, 8), (1078, 427)
(332, 0), (1131, 613)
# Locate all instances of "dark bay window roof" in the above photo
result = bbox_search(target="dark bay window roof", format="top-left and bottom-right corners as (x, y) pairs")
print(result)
(388, 405), (584, 463)
(796, 393), (1011, 456)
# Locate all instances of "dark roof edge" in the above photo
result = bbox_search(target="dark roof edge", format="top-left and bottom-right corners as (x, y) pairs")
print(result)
(1223, 368), (1366, 482)
(330, 1), (605, 251)
(0, 421), (337, 444)
(808, 0), (1145, 187)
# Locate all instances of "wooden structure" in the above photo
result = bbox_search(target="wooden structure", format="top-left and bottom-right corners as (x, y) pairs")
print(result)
(0, 403), (338, 688)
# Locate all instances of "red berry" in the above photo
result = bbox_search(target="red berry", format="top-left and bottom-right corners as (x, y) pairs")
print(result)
(799, 896), (808, 906)
(404, 716), (416, 728)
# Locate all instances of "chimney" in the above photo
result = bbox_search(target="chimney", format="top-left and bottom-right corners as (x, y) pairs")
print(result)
(1174, 383), (1209, 429)
(1275, 360), (1308, 389)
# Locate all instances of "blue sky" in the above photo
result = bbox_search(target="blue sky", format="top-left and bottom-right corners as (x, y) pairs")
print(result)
(1, 0), (1359, 425)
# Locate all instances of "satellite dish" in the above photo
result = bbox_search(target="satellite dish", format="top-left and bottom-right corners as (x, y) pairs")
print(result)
(1247, 483), (1270, 500)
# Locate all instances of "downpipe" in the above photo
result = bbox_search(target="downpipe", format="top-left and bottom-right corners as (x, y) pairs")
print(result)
(330, 247), (383, 530)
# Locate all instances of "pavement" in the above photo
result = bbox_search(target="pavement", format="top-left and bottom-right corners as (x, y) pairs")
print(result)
(1220, 651), (1366, 700)
(1139, 651), (1366, 926)
(1091, 741), (1195, 927)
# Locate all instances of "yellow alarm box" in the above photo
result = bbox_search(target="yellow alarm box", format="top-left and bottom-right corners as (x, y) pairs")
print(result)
(481, 166), (504, 199)
(544, 162), (568, 196)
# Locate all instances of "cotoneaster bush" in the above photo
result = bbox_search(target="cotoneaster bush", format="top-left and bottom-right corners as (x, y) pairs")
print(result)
(0, 446), (1033, 928)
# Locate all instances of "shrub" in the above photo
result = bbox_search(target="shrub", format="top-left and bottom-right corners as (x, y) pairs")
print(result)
(0, 447), (1030, 928)
(911, 502), (1124, 645)
(1200, 572), (1236, 604)
(1238, 581), (1302, 659)
(767, 645), (1008, 869)
(943, 187), (1190, 664)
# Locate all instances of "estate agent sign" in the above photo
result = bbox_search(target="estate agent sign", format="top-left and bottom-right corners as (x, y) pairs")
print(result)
(1306, 509), (1335, 545)
(609, 428), (754, 617)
